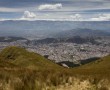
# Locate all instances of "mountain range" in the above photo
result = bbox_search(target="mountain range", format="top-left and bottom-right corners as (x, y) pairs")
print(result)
(0, 20), (110, 38)
(26, 27), (110, 45)
(0, 36), (27, 42)
(53, 28), (110, 38)
(33, 36), (97, 44)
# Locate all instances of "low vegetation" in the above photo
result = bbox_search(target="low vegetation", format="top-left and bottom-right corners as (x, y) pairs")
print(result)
(0, 46), (110, 90)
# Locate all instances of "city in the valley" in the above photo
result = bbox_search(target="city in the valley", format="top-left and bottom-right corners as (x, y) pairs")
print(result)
(0, 36), (109, 65)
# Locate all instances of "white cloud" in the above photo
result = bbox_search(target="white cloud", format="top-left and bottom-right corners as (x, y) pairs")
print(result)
(21, 11), (36, 19)
(38, 3), (62, 10)
(91, 14), (110, 21)
(70, 14), (83, 21)
(0, 7), (23, 12)
(0, 18), (6, 21)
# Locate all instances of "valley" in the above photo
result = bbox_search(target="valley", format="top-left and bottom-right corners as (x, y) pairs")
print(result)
(1, 0), (110, 89)
(0, 35), (110, 67)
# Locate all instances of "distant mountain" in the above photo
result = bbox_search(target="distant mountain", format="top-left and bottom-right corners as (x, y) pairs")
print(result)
(0, 36), (27, 42)
(35, 38), (58, 44)
(31, 36), (98, 44)
(66, 36), (97, 44)
(0, 20), (110, 38)
(54, 28), (110, 38)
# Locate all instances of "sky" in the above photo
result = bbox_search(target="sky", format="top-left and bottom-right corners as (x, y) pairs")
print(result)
(0, 0), (110, 21)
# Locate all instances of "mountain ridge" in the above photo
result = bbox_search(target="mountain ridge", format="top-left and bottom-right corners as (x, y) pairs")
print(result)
(53, 28), (110, 38)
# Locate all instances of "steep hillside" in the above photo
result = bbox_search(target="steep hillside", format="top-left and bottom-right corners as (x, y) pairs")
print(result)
(73, 55), (110, 75)
(0, 47), (69, 90)
(0, 46), (61, 69)
(0, 46), (110, 90)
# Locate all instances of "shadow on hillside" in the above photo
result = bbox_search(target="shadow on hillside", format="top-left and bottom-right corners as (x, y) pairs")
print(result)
(57, 57), (100, 68)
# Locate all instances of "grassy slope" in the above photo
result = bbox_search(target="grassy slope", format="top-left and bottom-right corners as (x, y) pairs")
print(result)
(72, 55), (110, 75)
(0, 46), (62, 69)
(0, 46), (110, 90)
(0, 46), (110, 75)
(0, 47), (71, 90)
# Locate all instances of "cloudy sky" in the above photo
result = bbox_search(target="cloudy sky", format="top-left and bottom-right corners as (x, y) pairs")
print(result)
(0, 0), (110, 21)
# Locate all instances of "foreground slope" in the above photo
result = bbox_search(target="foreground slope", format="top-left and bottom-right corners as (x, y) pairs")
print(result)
(0, 46), (110, 90)
(0, 47), (71, 90)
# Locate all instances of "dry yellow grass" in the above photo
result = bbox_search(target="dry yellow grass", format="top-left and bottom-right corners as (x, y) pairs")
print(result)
(0, 46), (110, 90)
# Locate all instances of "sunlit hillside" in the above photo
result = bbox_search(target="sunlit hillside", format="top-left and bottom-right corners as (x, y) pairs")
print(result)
(0, 46), (110, 90)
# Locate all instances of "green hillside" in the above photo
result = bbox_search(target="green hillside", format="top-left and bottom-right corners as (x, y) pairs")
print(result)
(73, 55), (110, 75)
(0, 46), (62, 69)
(0, 46), (110, 90)
(0, 47), (71, 90)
